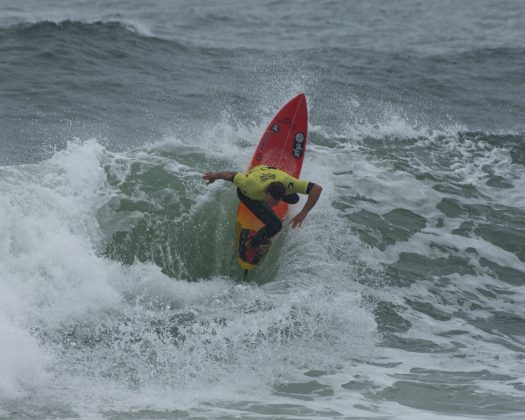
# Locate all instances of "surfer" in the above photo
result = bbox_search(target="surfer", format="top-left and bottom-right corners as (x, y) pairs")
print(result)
(203, 165), (322, 252)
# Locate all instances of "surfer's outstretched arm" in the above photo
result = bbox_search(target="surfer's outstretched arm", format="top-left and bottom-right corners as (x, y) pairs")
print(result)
(203, 171), (236, 184)
(290, 183), (322, 228)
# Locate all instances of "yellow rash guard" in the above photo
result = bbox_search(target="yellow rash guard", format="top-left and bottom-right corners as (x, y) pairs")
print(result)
(233, 165), (310, 200)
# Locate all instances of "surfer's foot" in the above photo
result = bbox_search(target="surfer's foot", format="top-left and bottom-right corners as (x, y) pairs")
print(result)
(258, 241), (271, 255)
(246, 238), (271, 254)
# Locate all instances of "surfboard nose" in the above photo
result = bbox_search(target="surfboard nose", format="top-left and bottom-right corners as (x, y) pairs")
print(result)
(296, 93), (307, 110)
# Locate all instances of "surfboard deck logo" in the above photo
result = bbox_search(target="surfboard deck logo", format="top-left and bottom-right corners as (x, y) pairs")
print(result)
(235, 94), (308, 271)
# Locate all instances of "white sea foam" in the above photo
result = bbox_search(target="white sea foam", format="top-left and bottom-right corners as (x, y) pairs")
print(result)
(0, 140), (116, 400)
(0, 316), (52, 400)
(117, 18), (154, 37)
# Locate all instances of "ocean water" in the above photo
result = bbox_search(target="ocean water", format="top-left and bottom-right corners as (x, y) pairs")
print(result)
(1, 0), (525, 418)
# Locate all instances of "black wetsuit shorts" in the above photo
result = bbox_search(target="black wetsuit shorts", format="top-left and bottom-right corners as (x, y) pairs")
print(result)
(237, 189), (299, 246)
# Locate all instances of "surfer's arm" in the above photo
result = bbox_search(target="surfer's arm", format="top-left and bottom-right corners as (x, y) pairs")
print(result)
(203, 171), (237, 184)
(290, 183), (322, 228)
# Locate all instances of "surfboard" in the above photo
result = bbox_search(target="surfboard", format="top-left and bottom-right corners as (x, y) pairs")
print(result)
(235, 93), (308, 271)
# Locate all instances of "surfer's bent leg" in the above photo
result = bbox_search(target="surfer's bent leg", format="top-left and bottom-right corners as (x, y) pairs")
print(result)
(282, 193), (299, 204)
(237, 189), (282, 246)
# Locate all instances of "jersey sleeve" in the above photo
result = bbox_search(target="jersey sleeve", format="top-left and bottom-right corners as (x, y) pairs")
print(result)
(232, 172), (247, 188)
(286, 175), (310, 195)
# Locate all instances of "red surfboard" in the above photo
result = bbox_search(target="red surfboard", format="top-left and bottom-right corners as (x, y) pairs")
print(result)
(235, 94), (308, 270)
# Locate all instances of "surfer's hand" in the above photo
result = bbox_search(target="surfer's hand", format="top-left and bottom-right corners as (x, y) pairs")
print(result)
(290, 210), (307, 228)
(203, 172), (216, 184)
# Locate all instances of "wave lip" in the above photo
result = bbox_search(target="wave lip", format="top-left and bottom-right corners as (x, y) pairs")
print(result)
(1, 19), (151, 39)
(0, 14), (155, 36)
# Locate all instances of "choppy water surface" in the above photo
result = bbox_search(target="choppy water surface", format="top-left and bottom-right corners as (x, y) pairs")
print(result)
(1, 1), (525, 418)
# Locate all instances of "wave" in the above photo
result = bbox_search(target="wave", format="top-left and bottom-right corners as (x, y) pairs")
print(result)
(8, 20), (525, 58)
(0, 138), (376, 414)
(1, 113), (524, 416)
(1, 18), (152, 36)
(0, 20), (188, 51)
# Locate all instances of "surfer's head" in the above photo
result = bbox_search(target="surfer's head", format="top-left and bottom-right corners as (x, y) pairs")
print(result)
(265, 182), (285, 206)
